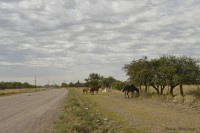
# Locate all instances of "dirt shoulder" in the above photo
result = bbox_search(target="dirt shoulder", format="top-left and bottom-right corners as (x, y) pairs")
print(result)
(61, 89), (200, 133)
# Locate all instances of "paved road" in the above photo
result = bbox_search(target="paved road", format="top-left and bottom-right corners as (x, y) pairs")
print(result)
(0, 89), (68, 133)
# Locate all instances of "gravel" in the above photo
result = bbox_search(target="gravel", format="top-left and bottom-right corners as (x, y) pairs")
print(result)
(0, 89), (68, 133)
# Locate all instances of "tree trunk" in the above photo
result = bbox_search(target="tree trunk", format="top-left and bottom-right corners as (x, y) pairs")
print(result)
(145, 85), (148, 92)
(151, 84), (160, 94)
(179, 83), (184, 96)
(170, 83), (179, 96)
(167, 85), (170, 94)
(156, 88), (160, 94)
(160, 85), (165, 95)
(139, 85), (142, 93)
(170, 87), (174, 96)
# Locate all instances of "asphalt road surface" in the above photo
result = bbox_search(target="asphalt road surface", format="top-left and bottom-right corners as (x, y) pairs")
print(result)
(0, 89), (68, 133)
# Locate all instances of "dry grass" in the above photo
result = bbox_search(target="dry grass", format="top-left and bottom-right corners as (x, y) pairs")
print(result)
(0, 88), (49, 96)
(184, 95), (197, 104)
(173, 95), (184, 103)
(143, 85), (200, 96)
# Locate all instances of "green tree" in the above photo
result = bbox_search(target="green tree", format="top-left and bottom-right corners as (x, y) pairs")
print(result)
(68, 82), (74, 87)
(85, 73), (104, 87)
(123, 56), (153, 92)
(111, 80), (125, 90)
(100, 76), (117, 88)
(158, 55), (200, 96)
(61, 82), (68, 87)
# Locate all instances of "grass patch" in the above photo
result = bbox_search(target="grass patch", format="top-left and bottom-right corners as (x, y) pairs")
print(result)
(54, 89), (109, 133)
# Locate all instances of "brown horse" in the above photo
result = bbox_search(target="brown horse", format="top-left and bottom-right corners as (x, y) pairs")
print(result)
(122, 84), (139, 98)
(83, 88), (89, 95)
(90, 85), (101, 94)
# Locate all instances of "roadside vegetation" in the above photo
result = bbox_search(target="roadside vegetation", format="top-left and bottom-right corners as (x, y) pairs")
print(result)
(54, 88), (143, 133)
(55, 88), (200, 133)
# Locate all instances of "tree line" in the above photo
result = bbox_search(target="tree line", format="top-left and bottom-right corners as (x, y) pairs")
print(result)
(61, 55), (200, 96)
(0, 82), (35, 89)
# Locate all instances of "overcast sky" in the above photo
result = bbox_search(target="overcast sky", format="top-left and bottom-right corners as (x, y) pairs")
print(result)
(0, 0), (200, 85)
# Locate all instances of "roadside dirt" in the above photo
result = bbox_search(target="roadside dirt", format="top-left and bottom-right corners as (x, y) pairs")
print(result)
(0, 89), (68, 133)
(82, 90), (200, 133)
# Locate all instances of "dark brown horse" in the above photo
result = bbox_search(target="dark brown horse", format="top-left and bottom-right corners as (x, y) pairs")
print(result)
(122, 84), (139, 98)
(83, 88), (89, 95)
(90, 85), (101, 94)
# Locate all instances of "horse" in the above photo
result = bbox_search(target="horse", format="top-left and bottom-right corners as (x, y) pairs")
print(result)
(90, 85), (101, 95)
(83, 88), (89, 95)
(122, 84), (139, 98)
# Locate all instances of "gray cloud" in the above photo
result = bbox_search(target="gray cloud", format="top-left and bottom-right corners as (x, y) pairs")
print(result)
(0, 0), (200, 85)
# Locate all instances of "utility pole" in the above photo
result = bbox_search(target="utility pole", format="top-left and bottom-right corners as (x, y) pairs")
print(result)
(35, 76), (37, 88)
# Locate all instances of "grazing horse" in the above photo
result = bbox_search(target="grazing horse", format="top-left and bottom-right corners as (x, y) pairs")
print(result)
(122, 84), (139, 98)
(83, 88), (89, 95)
(90, 85), (101, 94)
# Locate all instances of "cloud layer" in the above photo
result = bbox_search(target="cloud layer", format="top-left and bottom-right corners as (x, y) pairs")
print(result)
(0, 0), (200, 85)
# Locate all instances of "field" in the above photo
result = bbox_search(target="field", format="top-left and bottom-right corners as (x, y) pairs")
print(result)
(55, 87), (200, 133)
(0, 88), (49, 96)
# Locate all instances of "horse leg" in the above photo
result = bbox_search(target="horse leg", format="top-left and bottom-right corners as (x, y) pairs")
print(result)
(131, 91), (134, 98)
(127, 91), (130, 98)
(124, 90), (127, 98)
